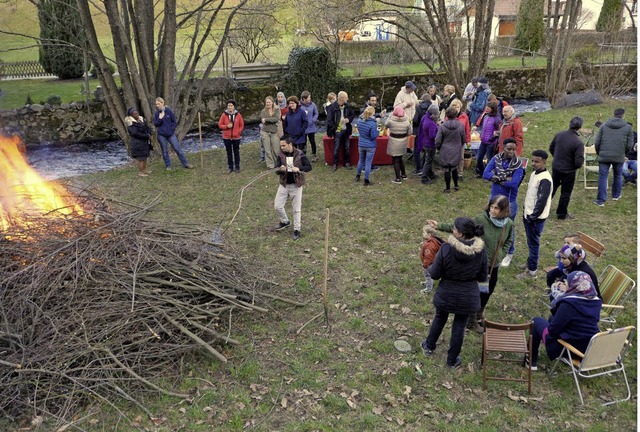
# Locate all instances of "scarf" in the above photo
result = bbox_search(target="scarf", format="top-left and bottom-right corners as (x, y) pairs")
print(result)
(492, 152), (522, 182)
(551, 270), (597, 309)
(489, 215), (508, 228)
(276, 92), (287, 109)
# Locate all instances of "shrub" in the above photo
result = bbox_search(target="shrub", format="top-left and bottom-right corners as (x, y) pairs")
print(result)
(282, 47), (340, 104)
(25, 95), (34, 105)
(370, 46), (403, 65)
(90, 62), (115, 77)
(46, 95), (62, 105)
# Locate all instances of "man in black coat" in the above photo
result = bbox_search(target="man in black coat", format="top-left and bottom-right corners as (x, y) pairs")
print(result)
(326, 91), (356, 170)
(549, 116), (585, 219)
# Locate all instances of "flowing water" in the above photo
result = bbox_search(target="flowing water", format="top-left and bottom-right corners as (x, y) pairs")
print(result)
(27, 99), (552, 180)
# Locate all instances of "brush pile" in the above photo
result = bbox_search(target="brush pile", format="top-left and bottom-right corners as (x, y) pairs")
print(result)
(0, 194), (289, 425)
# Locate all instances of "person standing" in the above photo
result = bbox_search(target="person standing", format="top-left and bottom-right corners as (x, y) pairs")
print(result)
(300, 91), (319, 161)
(355, 106), (380, 186)
(125, 107), (152, 177)
(462, 77), (479, 103)
(421, 217), (488, 369)
(439, 84), (460, 116)
(549, 116), (585, 219)
(468, 77), (490, 125)
(593, 108), (634, 206)
(517, 150), (553, 279)
(449, 99), (471, 181)
(496, 105), (524, 156)
(436, 107), (466, 193)
(393, 81), (419, 127)
(418, 104), (441, 184)
(153, 97), (192, 170)
(274, 135), (312, 241)
(283, 96), (309, 153)
(218, 99), (245, 173)
(483, 138), (525, 267)
(259, 96), (281, 169)
(412, 93), (433, 174)
(385, 106), (412, 184)
(326, 91), (356, 170)
(474, 102), (500, 178)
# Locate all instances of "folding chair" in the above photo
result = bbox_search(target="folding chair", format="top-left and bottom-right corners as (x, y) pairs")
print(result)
(549, 326), (634, 406)
(482, 320), (533, 393)
(598, 265), (636, 326)
(582, 145), (601, 190)
(575, 231), (605, 269)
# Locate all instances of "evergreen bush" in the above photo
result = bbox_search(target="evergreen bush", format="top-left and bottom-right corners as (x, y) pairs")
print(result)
(514, 0), (544, 53)
(46, 95), (62, 105)
(596, 0), (623, 32)
(282, 47), (341, 104)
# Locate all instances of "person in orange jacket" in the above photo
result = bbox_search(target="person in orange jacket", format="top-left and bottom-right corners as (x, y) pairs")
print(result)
(497, 105), (524, 156)
(218, 99), (245, 173)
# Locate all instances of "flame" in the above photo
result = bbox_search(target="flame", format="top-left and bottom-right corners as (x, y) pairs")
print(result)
(0, 133), (83, 232)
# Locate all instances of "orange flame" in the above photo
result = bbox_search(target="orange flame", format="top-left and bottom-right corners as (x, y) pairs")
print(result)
(0, 133), (83, 232)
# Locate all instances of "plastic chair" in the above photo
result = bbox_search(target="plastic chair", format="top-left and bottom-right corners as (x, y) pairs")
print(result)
(598, 265), (635, 326)
(482, 320), (533, 393)
(549, 326), (634, 406)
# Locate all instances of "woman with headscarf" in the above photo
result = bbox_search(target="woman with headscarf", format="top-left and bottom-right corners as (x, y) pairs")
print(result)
(385, 106), (412, 184)
(529, 271), (602, 370)
(421, 217), (488, 369)
(276, 91), (288, 135)
(125, 107), (152, 177)
(546, 244), (600, 298)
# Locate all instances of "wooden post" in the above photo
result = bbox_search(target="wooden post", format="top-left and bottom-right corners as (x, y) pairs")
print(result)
(323, 208), (330, 329)
(198, 112), (204, 168)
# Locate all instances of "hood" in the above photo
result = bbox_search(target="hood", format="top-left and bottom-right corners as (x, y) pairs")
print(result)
(557, 296), (602, 319)
(604, 117), (629, 129)
(446, 234), (485, 262)
(124, 115), (144, 127)
(442, 119), (460, 130)
(226, 109), (238, 115)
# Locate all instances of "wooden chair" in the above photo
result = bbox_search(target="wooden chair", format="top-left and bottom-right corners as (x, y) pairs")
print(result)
(549, 326), (634, 406)
(482, 320), (533, 393)
(598, 265), (636, 326)
(582, 145), (601, 190)
(575, 231), (605, 269)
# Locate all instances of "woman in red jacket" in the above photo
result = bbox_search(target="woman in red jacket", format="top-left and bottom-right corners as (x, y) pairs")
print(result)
(218, 99), (245, 173)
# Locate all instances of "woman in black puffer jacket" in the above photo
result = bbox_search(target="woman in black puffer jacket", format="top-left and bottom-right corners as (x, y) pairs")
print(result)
(421, 217), (488, 369)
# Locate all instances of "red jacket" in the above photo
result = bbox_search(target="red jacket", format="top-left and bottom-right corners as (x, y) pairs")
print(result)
(498, 115), (524, 156)
(218, 110), (245, 140)
(420, 236), (444, 269)
(457, 112), (471, 143)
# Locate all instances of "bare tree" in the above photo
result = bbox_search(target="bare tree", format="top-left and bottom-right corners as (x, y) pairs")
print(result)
(545, 0), (582, 106)
(76, 0), (248, 147)
(227, 0), (282, 63)
(370, 0), (496, 94)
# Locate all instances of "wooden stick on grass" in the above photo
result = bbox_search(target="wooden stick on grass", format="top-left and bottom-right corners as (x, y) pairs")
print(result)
(323, 208), (330, 331)
(198, 112), (204, 168)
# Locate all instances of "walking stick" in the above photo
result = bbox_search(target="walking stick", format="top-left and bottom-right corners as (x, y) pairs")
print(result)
(323, 208), (331, 330)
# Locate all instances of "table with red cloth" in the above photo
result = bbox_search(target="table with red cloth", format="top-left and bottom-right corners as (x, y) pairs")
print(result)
(323, 135), (393, 166)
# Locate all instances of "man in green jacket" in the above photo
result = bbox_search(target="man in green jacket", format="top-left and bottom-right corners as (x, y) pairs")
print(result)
(593, 108), (634, 206)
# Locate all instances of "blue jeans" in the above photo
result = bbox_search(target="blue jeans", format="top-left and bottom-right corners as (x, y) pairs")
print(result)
(596, 162), (623, 202)
(623, 160), (637, 182)
(476, 142), (495, 175)
(356, 147), (376, 180)
(157, 134), (189, 168)
(424, 308), (469, 366)
(523, 217), (545, 272)
(508, 199), (518, 254)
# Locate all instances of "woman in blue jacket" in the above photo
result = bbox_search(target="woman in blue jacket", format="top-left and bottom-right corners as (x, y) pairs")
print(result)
(283, 96), (309, 153)
(469, 77), (490, 125)
(300, 91), (319, 161)
(529, 271), (601, 370)
(153, 97), (192, 170)
(355, 106), (380, 185)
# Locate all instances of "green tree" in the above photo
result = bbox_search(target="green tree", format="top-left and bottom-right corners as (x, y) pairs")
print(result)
(596, 0), (623, 32)
(515, 0), (544, 52)
(37, 0), (89, 80)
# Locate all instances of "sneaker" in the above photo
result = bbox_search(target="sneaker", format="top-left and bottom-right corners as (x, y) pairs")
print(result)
(166, 167), (173, 171)
(443, 188), (451, 193)
(412, 171), (422, 177)
(293, 230), (300, 241)
(138, 172), (149, 177)
(458, 175), (464, 182)
(453, 186), (460, 191)
(355, 174), (361, 182)
(612, 196), (621, 201)
(516, 270), (538, 279)
(227, 168), (233, 174)
(275, 221), (291, 231)
(391, 179), (402, 184)
(345, 163), (352, 169)
(446, 357), (462, 369)
(332, 165), (338, 171)
(185, 165), (194, 169)
(525, 356), (538, 371)
(311, 155), (318, 162)
(593, 200), (605, 207)
(421, 340), (434, 357)
(371, 165), (381, 171)
(401, 175), (408, 180)
(501, 254), (513, 267)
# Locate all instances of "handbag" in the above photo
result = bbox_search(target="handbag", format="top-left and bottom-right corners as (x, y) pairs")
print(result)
(479, 224), (507, 293)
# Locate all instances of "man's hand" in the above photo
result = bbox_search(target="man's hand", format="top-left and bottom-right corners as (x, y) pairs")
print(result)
(292, 167), (300, 173)
(227, 124), (233, 128)
(279, 165), (286, 171)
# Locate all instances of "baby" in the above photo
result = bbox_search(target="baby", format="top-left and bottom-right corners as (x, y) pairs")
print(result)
(419, 225), (444, 293)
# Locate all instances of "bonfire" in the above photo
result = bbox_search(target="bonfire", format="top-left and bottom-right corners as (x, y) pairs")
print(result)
(0, 132), (294, 427)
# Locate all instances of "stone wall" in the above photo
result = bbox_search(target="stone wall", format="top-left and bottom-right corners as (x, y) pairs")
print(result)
(1, 65), (636, 145)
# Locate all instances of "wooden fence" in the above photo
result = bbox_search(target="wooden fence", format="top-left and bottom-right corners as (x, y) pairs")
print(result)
(0, 61), (57, 79)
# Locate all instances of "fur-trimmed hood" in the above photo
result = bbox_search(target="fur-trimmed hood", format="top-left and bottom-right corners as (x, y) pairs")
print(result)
(125, 115), (145, 127)
(446, 234), (485, 256)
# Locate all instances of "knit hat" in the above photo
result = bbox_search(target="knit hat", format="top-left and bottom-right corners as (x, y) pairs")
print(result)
(405, 80), (417, 90)
(478, 77), (488, 84)
(392, 106), (405, 117)
(126, 107), (136, 116)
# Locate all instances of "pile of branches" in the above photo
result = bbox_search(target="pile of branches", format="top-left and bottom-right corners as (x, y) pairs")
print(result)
(0, 194), (296, 426)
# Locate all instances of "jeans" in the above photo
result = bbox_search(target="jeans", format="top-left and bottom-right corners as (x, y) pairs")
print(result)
(551, 170), (577, 218)
(476, 142), (495, 175)
(157, 134), (189, 168)
(356, 147), (376, 180)
(274, 184), (303, 231)
(421, 148), (436, 180)
(508, 199), (517, 254)
(480, 265), (500, 308)
(623, 160), (637, 182)
(531, 317), (562, 364)
(224, 139), (241, 170)
(596, 162), (623, 202)
(425, 308), (469, 365)
(523, 217), (545, 272)
(333, 131), (350, 166)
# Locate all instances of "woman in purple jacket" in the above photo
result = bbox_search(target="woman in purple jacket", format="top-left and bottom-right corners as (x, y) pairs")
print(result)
(418, 104), (440, 184)
(475, 101), (500, 177)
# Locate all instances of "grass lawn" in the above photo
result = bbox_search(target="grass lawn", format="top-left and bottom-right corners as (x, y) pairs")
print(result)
(17, 99), (635, 431)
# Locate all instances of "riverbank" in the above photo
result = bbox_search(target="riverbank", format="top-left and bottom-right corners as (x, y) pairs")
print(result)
(21, 99), (635, 431)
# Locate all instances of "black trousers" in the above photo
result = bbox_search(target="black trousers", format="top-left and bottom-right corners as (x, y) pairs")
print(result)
(551, 170), (576, 218)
